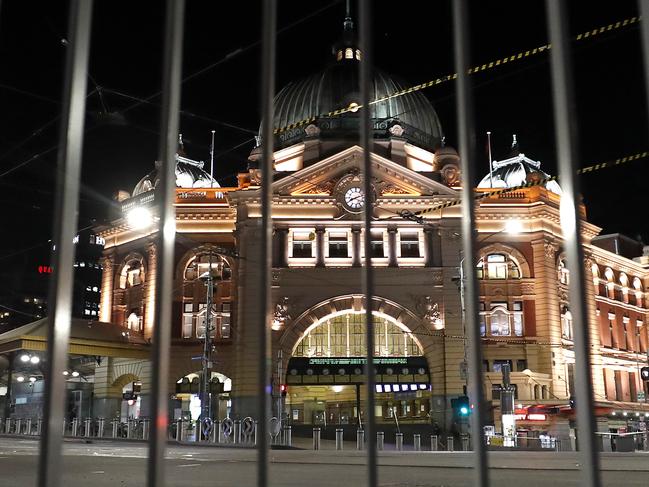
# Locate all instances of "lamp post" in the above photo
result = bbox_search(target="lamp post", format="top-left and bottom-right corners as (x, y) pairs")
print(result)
(198, 255), (221, 437)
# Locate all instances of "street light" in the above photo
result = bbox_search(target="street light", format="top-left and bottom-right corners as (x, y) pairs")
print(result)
(126, 206), (154, 229)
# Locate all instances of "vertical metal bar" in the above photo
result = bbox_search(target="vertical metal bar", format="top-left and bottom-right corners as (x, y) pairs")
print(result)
(258, 0), (277, 485)
(639, 0), (649, 124)
(359, 0), (377, 485)
(37, 2), (93, 486)
(451, 2), (489, 487)
(146, 1), (185, 486)
(545, 2), (601, 486)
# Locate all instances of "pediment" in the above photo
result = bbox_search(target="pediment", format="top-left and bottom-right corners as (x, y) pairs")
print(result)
(274, 145), (457, 198)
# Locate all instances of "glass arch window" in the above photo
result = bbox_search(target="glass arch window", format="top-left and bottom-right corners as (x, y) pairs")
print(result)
(293, 311), (422, 358)
(119, 258), (144, 289)
(476, 253), (521, 280)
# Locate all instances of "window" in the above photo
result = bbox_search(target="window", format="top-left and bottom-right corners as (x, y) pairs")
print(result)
(292, 232), (313, 258)
(477, 253), (521, 280)
(220, 303), (231, 339)
(516, 359), (527, 372)
(561, 308), (573, 340)
(479, 302), (524, 337)
(182, 303), (193, 338)
(399, 232), (420, 258)
(328, 232), (348, 258)
(119, 258), (144, 288)
(492, 360), (513, 373)
(126, 311), (142, 332)
(370, 231), (384, 258)
(196, 304), (217, 339)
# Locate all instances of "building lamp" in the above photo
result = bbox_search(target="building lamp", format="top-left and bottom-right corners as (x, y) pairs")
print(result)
(126, 206), (153, 230)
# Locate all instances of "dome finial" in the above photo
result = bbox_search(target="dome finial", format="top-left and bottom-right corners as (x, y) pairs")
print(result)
(511, 134), (520, 157)
(344, 0), (353, 31)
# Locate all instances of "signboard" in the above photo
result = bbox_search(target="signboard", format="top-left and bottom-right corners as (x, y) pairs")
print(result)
(637, 391), (646, 401)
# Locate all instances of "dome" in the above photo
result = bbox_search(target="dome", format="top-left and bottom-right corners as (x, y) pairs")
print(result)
(478, 153), (562, 195)
(270, 58), (444, 151)
(132, 155), (220, 196)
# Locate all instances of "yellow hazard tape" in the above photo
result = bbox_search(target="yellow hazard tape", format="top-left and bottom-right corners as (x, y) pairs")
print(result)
(411, 151), (649, 217)
(273, 16), (640, 136)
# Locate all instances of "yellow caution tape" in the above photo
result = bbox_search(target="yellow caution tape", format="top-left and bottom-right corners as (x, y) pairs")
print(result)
(273, 16), (640, 136)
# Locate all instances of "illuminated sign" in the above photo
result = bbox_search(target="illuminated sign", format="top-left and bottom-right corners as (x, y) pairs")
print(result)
(38, 266), (53, 274)
(526, 413), (547, 421)
(307, 357), (409, 366)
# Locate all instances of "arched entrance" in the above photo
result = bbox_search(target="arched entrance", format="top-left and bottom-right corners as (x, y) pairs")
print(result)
(173, 371), (232, 421)
(283, 306), (432, 426)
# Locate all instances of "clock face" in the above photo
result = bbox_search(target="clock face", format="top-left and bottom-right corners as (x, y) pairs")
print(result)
(344, 187), (364, 210)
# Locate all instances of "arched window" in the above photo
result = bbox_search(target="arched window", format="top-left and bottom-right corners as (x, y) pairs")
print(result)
(561, 307), (573, 340)
(181, 250), (232, 340)
(604, 268), (614, 298)
(476, 253), (521, 280)
(558, 258), (570, 285)
(479, 301), (524, 337)
(293, 311), (422, 358)
(126, 310), (143, 332)
(119, 257), (144, 289)
(633, 277), (643, 308)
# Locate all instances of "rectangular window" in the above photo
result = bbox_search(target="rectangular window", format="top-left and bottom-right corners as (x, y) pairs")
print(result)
(491, 384), (502, 401)
(399, 232), (420, 258)
(516, 359), (528, 372)
(492, 360), (512, 373)
(292, 232), (313, 258)
(221, 303), (231, 339)
(370, 231), (384, 258)
(328, 232), (348, 258)
(486, 254), (507, 279)
(513, 301), (524, 336)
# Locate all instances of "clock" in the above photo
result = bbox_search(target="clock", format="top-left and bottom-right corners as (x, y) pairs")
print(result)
(344, 186), (364, 210)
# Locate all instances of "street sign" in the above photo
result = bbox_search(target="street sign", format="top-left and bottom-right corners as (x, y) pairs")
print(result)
(637, 391), (646, 401)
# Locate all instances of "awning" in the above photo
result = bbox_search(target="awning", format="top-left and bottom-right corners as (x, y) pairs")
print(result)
(286, 356), (430, 386)
(0, 318), (149, 359)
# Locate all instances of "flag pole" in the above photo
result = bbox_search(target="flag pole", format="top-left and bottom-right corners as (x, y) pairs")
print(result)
(487, 131), (494, 188)
(209, 129), (215, 188)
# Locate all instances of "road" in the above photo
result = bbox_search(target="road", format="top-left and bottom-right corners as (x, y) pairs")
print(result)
(0, 438), (647, 486)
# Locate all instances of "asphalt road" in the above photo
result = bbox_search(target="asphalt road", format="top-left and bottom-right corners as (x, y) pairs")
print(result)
(0, 438), (647, 487)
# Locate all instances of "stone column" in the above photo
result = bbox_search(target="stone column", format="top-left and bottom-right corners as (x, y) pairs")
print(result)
(315, 226), (325, 267)
(387, 226), (398, 267)
(530, 239), (566, 397)
(143, 242), (157, 340)
(424, 227), (436, 267)
(99, 252), (115, 323)
(351, 227), (361, 267)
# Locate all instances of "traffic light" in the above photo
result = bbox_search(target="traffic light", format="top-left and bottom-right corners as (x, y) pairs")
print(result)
(280, 384), (288, 397)
(451, 395), (470, 418)
(640, 366), (649, 381)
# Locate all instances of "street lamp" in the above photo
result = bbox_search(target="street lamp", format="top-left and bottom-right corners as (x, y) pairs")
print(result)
(126, 206), (154, 230)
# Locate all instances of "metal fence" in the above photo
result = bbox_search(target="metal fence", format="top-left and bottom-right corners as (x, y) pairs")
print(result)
(4, 0), (648, 486)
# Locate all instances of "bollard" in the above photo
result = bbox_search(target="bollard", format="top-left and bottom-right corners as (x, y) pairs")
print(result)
(377, 432), (384, 451)
(254, 420), (258, 446)
(644, 432), (649, 452)
(176, 419), (183, 442)
(217, 420), (224, 443)
(284, 425), (292, 447)
(234, 420), (241, 444)
(447, 436), (454, 452)
(142, 419), (149, 440)
(414, 433), (421, 451)
(357, 429), (365, 450)
(126, 419), (133, 439)
(210, 420), (219, 443)
(461, 436), (469, 451)
(97, 418), (105, 438)
(25, 418), (32, 436)
(15, 418), (22, 435)
(336, 428), (344, 450)
(85, 418), (92, 438)
(111, 419), (118, 439)
(6, 418), (12, 434)
(431, 434), (438, 451)
(37, 418), (43, 436)
(312, 427), (321, 450)
(71, 418), (78, 437)
(396, 432), (404, 451)
(195, 420), (201, 442)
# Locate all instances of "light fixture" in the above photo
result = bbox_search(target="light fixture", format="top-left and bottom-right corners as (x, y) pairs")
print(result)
(28, 376), (37, 383)
(62, 371), (69, 376)
(504, 219), (523, 235)
(126, 206), (153, 230)
(20, 354), (30, 363)
(623, 411), (628, 416)
(612, 411), (616, 416)
(635, 412), (640, 417)
(30, 356), (40, 364)
(71, 371), (80, 377)
(331, 385), (343, 393)
(16, 376), (25, 383)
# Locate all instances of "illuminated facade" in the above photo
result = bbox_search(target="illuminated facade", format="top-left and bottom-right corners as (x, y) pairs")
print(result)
(90, 18), (649, 438)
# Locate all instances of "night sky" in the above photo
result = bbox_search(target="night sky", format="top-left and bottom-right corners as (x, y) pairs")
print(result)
(0, 1), (647, 295)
